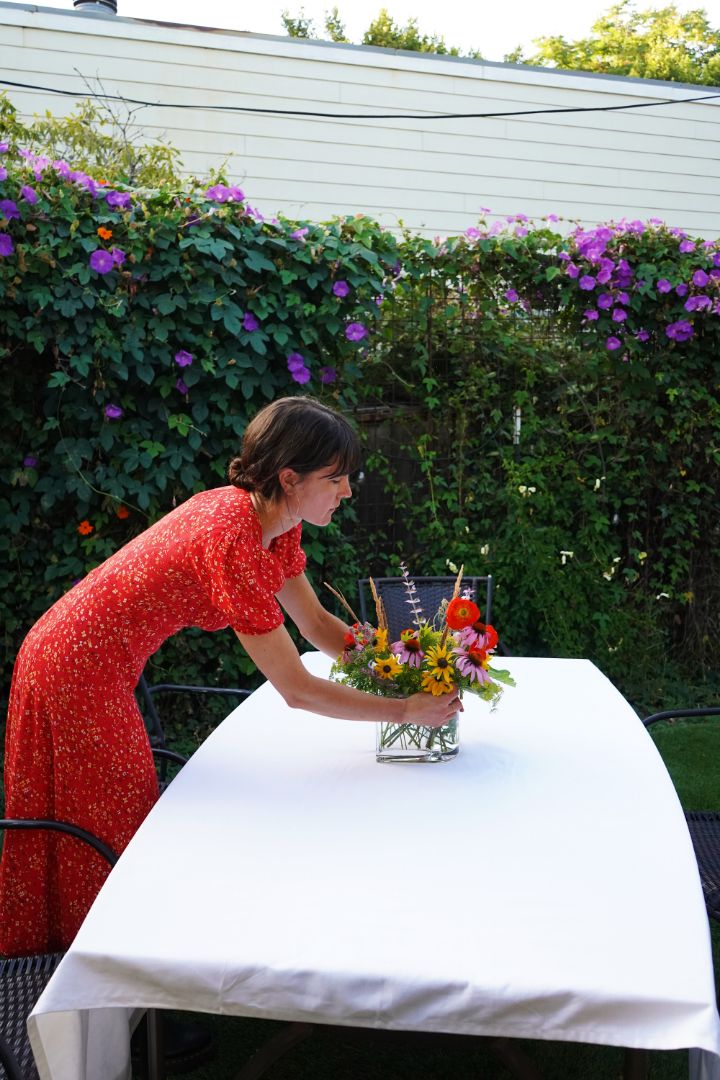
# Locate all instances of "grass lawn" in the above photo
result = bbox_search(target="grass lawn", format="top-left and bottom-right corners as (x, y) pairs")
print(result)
(133, 716), (720, 1079)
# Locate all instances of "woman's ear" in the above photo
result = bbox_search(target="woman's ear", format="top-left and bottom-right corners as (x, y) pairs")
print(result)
(278, 467), (301, 495)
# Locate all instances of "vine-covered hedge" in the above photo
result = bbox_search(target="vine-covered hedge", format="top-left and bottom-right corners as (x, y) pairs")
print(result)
(1, 140), (719, 717)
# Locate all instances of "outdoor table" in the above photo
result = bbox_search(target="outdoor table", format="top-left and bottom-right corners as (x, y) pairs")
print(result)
(28, 653), (720, 1080)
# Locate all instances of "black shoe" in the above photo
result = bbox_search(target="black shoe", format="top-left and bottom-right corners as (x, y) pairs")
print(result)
(131, 1013), (215, 1076)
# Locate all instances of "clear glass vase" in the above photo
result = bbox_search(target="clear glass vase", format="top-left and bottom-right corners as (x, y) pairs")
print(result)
(375, 712), (460, 763)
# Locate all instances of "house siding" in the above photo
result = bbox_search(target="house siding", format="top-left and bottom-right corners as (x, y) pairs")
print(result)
(1, 1), (719, 237)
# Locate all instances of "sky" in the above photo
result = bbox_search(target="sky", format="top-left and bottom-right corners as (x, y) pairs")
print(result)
(27, 0), (720, 62)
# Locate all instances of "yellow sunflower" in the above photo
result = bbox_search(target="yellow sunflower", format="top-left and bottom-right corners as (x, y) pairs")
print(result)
(373, 654), (404, 680)
(425, 642), (455, 685)
(421, 671), (455, 696)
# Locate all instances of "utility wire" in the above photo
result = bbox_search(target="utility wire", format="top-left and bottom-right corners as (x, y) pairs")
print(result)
(2, 77), (720, 121)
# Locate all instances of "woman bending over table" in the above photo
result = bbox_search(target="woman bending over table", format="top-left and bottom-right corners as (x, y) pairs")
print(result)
(0, 395), (460, 956)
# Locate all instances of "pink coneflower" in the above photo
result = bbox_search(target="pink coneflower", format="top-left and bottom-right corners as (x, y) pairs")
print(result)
(390, 630), (424, 668)
(453, 645), (491, 684)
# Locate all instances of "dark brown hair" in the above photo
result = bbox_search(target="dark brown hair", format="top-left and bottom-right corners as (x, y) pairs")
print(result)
(227, 396), (361, 500)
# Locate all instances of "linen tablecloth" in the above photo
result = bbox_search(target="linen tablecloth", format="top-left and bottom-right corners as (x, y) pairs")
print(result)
(29, 653), (720, 1080)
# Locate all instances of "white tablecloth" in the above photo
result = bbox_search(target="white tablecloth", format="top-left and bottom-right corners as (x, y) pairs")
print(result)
(29, 654), (720, 1080)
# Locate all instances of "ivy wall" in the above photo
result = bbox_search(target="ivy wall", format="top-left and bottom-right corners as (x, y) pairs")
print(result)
(1, 141), (719, 719)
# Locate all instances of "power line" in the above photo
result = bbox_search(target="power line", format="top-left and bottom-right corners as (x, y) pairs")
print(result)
(2, 77), (720, 121)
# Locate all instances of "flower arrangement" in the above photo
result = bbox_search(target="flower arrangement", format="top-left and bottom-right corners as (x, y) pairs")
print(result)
(328, 564), (514, 761)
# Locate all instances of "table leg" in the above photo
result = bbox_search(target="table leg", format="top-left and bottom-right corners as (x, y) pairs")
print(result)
(623, 1048), (649, 1079)
(232, 1022), (315, 1080)
(489, 1037), (545, 1079)
(146, 1009), (165, 1080)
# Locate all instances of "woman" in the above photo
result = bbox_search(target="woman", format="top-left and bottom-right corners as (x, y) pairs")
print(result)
(1, 395), (459, 957)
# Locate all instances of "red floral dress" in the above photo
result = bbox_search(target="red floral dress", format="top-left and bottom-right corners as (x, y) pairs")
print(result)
(0, 486), (306, 956)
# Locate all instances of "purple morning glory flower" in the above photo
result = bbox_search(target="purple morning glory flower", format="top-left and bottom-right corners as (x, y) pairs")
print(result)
(515, 226), (528, 237)
(174, 350), (193, 367)
(713, 253), (720, 268)
(685, 295), (712, 312)
(504, 289), (519, 302)
(635, 329), (650, 342)
(111, 247), (126, 266)
(332, 280), (350, 298)
(666, 320), (694, 342)
(345, 322), (368, 342)
(176, 378), (189, 394)
(584, 309), (599, 321)
(679, 240), (696, 254)
(104, 404), (123, 420)
(0, 167), (7, 181)
(20, 185), (38, 204)
(565, 263), (580, 279)
(89, 249), (114, 274)
(675, 283), (689, 297)
(291, 366), (311, 385)
(0, 234), (14, 256)
(612, 308), (627, 322)
(287, 352), (306, 372)
(692, 269), (709, 288)
(0, 142), (8, 153)
(465, 227), (481, 240)
(53, 160), (71, 179)
(105, 190), (132, 210)
(657, 279), (672, 294)
(547, 213), (559, 222)
(23, 455), (38, 468)
(616, 291), (630, 305)
(291, 227), (309, 241)
(320, 366), (337, 384)
(578, 275), (596, 291)
(597, 293), (613, 309)
(596, 267), (612, 284)
(0, 199), (19, 220)
(242, 312), (259, 332)
(606, 336), (622, 351)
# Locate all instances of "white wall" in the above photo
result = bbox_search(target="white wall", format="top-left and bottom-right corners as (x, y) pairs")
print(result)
(2, 1), (720, 237)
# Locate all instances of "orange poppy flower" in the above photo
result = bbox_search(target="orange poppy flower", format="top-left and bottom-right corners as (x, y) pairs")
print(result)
(77, 520), (94, 536)
(116, 505), (129, 519)
(445, 597), (481, 631)
(97, 227), (113, 240)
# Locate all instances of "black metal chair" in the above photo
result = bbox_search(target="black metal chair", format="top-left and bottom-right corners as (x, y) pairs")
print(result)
(0, 820), (119, 1080)
(357, 575), (494, 642)
(0, 745), (187, 1080)
(137, 675), (251, 751)
(643, 707), (720, 923)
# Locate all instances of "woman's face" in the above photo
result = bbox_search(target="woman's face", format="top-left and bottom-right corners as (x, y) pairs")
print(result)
(292, 465), (352, 527)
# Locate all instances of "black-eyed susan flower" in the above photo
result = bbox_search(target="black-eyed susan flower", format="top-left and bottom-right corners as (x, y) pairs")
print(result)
(373, 655), (403, 680)
(425, 642), (455, 686)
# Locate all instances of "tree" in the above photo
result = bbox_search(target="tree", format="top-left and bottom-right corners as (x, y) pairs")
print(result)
(282, 5), (468, 55)
(509, 1), (720, 85)
(0, 88), (183, 187)
(281, 6), (349, 42)
(362, 8), (458, 54)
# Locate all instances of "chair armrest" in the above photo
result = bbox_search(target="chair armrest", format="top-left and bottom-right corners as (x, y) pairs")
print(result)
(0, 819), (118, 867)
(145, 683), (251, 699)
(643, 707), (720, 728)
(152, 747), (188, 768)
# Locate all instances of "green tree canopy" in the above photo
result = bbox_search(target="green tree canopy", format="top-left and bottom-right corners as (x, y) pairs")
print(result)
(361, 8), (457, 54)
(509, 1), (720, 84)
(281, 5), (472, 55)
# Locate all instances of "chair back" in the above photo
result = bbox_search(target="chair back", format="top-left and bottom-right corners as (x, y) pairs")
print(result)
(357, 575), (493, 642)
(0, 820), (118, 1080)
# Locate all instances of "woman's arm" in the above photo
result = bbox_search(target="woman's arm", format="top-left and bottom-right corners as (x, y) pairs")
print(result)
(275, 573), (349, 659)
(235, 623), (460, 727)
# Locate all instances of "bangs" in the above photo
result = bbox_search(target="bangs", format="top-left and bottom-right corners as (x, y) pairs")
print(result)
(324, 431), (362, 478)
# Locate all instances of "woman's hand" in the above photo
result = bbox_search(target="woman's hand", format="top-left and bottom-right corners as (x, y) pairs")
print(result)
(399, 691), (463, 728)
